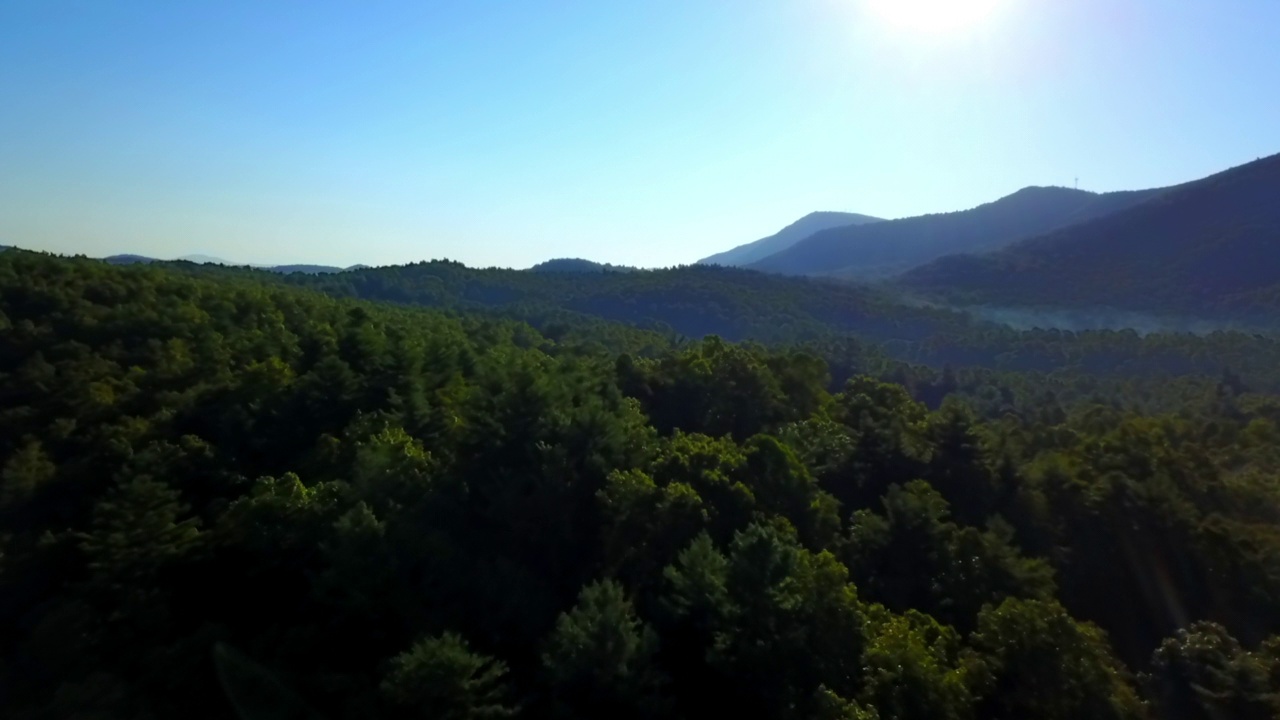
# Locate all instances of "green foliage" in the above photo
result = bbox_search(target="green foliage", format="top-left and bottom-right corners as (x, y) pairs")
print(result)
(1144, 622), (1280, 720)
(845, 481), (1055, 630)
(381, 633), (517, 720)
(971, 598), (1145, 720)
(542, 579), (664, 719)
(0, 437), (56, 511)
(710, 523), (866, 718)
(78, 475), (202, 598)
(858, 609), (976, 720)
(2, 251), (1280, 719)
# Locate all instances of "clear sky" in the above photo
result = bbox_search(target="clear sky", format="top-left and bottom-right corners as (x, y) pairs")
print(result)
(2, 1), (1277, 269)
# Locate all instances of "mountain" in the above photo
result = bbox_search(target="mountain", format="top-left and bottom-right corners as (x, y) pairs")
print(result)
(529, 258), (637, 273)
(899, 153), (1280, 316)
(94, 253), (351, 273)
(103, 254), (157, 265)
(749, 186), (1169, 278)
(268, 264), (347, 274)
(699, 211), (883, 267)
(178, 253), (230, 264)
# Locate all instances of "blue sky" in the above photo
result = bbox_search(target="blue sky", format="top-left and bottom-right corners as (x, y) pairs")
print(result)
(2, 1), (1277, 269)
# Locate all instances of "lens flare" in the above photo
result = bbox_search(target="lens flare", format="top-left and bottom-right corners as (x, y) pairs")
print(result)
(866, 0), (1004, 34)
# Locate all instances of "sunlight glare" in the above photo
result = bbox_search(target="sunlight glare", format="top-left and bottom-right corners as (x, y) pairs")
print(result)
(866, 0), (1004, 35)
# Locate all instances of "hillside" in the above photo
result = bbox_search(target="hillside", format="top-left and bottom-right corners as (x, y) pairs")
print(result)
(749, 185), (1169, 278)
(266, 260), (959, 345)
(88, 252), (1280, 393)
(699, 211), (882, 267)
(900, 153), (1280, 315)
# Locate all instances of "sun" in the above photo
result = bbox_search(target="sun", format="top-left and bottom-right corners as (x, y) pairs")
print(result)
(866, 0), (1003, 34)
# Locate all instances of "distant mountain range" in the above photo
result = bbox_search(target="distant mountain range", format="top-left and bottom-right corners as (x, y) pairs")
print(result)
(898, 153), (1280, 316)
(18, 148), (1280, 323)
(100, 253), (362, 274)
(746, 186), (1169, 278)
(699, 211), (882, 267)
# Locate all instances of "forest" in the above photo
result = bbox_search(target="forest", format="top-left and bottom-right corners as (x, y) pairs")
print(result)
(3, 249), (1280, 719)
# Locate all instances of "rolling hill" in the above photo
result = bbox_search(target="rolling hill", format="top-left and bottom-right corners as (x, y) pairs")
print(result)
(269, 264), (350, 274)
(89, 252), (1280, 392)
(699, 211), (882, 267)
(98, 253), (352, 274)
(748, 185), (1169, 278)
(899, 152), (1280, 316)
(103, 254), (158, 265)
(528, 258), (638, 273)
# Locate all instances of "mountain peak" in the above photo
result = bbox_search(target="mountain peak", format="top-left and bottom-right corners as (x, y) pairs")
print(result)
(698, 211), (883, 267)
(899, 150), (1280, 315)
(748, 184), (1170, 278)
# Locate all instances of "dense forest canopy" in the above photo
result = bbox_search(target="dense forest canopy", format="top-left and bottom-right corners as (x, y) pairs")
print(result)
(2, 250), (1280, 719)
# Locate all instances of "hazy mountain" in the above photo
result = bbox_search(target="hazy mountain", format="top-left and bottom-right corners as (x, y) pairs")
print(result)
(95, 253), (354, 274)
(748, 186), (1170, 278)
(699, 211), (883, 267)
(103, 254), (157, 265)
(529, 258), (637, 273)
(178, 254), (230, 264)
(268, 264), (347, 274)
(899, 152), (1280, 315)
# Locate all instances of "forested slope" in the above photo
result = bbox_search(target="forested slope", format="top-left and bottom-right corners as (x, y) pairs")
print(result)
(3, 252), (1280, 719)
(748, 185), (1168, 278)
(698, 211), (883, 268)
(161, 256), (1280, 394)
(901, 153), (1280, 315)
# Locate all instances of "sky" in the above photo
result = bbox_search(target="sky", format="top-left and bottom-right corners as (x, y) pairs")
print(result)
(1, 1), (1278, 269)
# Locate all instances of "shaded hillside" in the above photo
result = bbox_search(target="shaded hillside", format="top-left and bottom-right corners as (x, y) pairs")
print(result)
(750, 185), (1169, 278)
(292, 261), (956, 344)
(699, 211), (882, 267)
(900, 153), (1280, 316)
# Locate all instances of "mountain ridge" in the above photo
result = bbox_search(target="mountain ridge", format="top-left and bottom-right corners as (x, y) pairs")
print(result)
(748, 185), (1171, 278)
(898, 152), (1280, 315)
(699, 211), (883, 267)
(99, 253), (359, 274)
